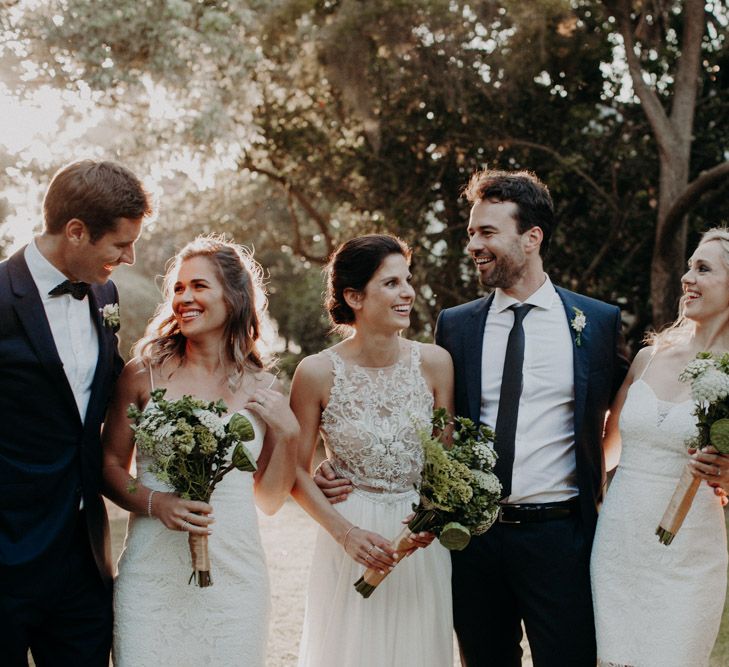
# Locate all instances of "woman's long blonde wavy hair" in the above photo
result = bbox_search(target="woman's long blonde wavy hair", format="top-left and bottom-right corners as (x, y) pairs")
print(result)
(133, 235), (268, 388)
(647, 227), (729, 348)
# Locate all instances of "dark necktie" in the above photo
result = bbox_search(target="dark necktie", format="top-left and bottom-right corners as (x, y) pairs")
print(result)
(48, 279), (91, 300)
(493, 303), (535, 499)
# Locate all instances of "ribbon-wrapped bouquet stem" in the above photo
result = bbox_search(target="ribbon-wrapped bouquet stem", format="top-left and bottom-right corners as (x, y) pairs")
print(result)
(656, 352), (729, 545)
(128, 388), (257, 586)
(354, 408), (502, 598)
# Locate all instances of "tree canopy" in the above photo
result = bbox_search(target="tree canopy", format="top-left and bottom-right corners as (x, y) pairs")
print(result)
(2, 0), (728, 361)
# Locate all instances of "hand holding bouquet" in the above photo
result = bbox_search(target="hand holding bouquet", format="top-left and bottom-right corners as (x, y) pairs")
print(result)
(128, 388), (258, 586)
(354, 408), (502, 598)
(656, 352), (729, 545)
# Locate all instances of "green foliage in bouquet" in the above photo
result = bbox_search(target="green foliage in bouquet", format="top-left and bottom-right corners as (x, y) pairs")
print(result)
(127, 388), (258, 502)
(412, 408), (502, 550)
(354, 408), (502, 598)
(679, 352), (729, 454)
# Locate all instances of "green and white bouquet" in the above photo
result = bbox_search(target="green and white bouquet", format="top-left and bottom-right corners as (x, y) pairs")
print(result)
(656, 352), (729, 545)
(128, 388), (257, 586)
(355, 408), (502, 598)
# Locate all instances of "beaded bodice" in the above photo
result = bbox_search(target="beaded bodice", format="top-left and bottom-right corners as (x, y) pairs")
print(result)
(320, 342), (433, 493)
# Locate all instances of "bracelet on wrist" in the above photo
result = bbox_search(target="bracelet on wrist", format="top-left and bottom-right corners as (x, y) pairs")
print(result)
(342, 525), (357, 550)
(147, 490), (156, 518)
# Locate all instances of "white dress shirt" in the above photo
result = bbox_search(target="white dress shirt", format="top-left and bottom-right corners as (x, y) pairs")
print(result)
(25, 240), (99, 424)
(480, 275), (578, 504)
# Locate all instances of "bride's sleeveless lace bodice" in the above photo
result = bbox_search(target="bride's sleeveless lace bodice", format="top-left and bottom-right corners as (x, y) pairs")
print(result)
(320, 342), (433, 493)
(297, 341), (454, 667)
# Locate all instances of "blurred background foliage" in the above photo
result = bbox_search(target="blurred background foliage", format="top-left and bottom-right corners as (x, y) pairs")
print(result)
(1, 0), (727, 371)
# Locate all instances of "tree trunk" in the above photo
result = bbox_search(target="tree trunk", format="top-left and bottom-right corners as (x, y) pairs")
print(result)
(651, 157), (689, 328)
(612, 0), (706, 329)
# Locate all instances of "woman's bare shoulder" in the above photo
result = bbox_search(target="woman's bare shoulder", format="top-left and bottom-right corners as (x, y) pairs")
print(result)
(294, 351), (335, 383)
(417, 341), (454, 371)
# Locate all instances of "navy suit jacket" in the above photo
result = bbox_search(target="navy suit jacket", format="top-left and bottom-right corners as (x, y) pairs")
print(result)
(0, 247), (123, 588)
(435, 285), (628, 539)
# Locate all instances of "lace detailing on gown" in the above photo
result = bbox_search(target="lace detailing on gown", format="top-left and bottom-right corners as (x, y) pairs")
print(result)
(655, 397), (677, 428)
(113, 409), (270, 666)
(321, 342), (433, 493)
(591, 379), (727, 667)
(297, 341), (453, 667)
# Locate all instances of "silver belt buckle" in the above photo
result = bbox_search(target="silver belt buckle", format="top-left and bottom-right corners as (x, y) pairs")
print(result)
(497, 506), (521, 525)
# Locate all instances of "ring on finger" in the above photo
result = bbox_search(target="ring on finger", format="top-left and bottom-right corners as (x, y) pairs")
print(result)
(717, 467), (723, 476)
(182, 519), (190, 531)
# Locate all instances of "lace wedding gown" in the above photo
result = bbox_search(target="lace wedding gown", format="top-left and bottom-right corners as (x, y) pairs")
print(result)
(297, 342), (453, 667)
(591, 378), (727, 667)
(113, 408), (269, 666)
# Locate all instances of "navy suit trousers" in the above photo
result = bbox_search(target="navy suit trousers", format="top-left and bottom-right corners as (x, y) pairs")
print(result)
(452, 513), (596, 667)
(0, 511), (112, 667)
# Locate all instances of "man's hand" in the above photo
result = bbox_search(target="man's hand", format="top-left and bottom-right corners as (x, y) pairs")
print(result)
(313, 459), (353, 504)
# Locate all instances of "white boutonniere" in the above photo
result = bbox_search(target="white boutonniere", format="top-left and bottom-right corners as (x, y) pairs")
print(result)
(570, 307), (587, 346)
(100, 303), (120, 328)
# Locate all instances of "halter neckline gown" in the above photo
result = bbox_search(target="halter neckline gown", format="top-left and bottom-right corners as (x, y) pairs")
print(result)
(297, 342), (454, 667)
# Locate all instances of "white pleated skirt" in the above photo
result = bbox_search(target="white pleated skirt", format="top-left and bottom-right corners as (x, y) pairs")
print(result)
(297, 488), (453, 667)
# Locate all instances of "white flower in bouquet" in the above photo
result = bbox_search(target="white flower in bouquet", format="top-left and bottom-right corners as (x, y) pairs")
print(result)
(474, 506), (500, 534)
(678, 357), (715, 382)
(194, 409), (226, 439)
(657, 351), (729, 545)
(471, 468), (501, 494)
(473, 442), (497, 468)
(127, 388), (258, 586)
(690, 367), (729, 404)
(354, 409), (501, 598)
(155, 422), (176, 440)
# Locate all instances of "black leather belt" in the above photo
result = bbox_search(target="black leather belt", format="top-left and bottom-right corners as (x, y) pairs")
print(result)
(497, 498), (579, 525)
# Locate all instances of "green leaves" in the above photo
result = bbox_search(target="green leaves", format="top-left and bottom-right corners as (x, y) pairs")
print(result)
(126, 390), (257, 503)
(682, 352), (729, 454)
(232, 442), (258, 472)
(438, 521), (471, 551)
(413, 408), (501, 551)
(709, 419), (729, 455)
(228, 412), (255, 442)
(229, 411), (258, 472)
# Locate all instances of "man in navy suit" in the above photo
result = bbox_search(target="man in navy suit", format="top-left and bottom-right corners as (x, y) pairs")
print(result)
(315, 168), (628, 666)
(0, 160), (151, 666)
(435, 169), (627, 666)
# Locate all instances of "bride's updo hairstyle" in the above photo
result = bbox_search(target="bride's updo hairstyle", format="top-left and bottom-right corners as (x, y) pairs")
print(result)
(134, 235), (267, 387)
(648, 226), (729, 348)
(325, 234), (411, 330)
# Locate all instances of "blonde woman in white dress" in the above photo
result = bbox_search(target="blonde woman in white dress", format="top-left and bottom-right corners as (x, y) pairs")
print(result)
(291, 234), (455, 667)
(102, 237), (298, 666)
(591, 228), (729, 667)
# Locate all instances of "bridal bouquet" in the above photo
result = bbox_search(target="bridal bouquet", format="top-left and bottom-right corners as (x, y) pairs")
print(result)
(354, 408), (502, 598)
(128, 388), (257, 586)
(656, 352), (729, 545)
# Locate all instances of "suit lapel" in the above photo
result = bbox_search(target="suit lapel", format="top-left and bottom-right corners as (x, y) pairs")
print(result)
(464, 294), (494, 422)
(8, 249), (82, 423)
(85, 287), (109, 425)
(555, 287), (590, 441)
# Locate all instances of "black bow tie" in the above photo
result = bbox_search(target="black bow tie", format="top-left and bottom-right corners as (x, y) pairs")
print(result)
(48, 280), (91, 300)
